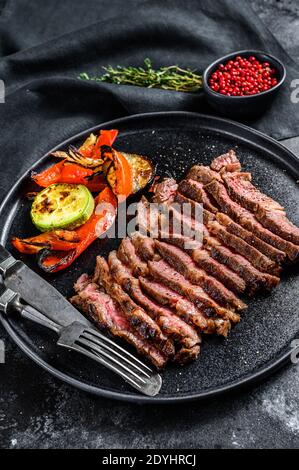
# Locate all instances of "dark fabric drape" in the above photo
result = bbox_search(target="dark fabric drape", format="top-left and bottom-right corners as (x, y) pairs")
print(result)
(0, 0), (298, 200)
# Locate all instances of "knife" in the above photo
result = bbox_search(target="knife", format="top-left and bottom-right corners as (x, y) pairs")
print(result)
(0, 244), (91, 327)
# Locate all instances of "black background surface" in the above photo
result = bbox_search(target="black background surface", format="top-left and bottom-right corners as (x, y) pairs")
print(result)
(0, 0), (299, 449)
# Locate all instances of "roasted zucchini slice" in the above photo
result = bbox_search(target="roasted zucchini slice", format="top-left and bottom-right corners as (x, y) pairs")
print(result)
(31, 183), (95, 231)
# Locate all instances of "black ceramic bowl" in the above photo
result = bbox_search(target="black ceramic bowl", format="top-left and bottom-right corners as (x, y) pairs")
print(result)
(203, 50), (286, 119)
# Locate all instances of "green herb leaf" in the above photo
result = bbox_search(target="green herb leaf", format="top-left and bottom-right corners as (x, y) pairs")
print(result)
(79, 59), (202, 93)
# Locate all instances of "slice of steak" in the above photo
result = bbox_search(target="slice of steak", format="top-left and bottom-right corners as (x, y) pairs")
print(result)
(160, 231), (203, 253)
(154, 240), (246, 313)
(210, 149), (241, 173)
(118, 237), (149, 276)
(222, 172), (284, 213)
(107, 252), (201, 364)
(130, 232), (156, 261)
(178, 179), (218, 213)
(205, 179), (298, 261)
(205, 236), (280, 294)
(216, 212), (285, 264)
(187, 165), (221, 184)
(151, 178), (178, 204)
(148, 259), (239, 324)
(208, 220), (280, 276)
(71, 283), (167, 369)
(139, 277), (230, 336)
(256, 210), (299, 246)
(175, 191), (214, 225)
(222, 173), (299, 245)
(74, 273), (92, 293)
(93, 256), (175, 358)
(192, 249), (246, 294)
(136, 196), (160, 238)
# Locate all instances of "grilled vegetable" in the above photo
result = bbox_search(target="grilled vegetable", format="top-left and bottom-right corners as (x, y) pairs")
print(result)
(105, 149), (133, 201)
(38, 187), (117, 272)
(12, 230), (80, 254)
(120, 152), (154, 194)
(31, 183), (95, 231)
(32, 161), (106, 192)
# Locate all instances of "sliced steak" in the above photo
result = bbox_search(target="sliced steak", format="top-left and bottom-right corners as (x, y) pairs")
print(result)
(256, 210), (299, 247)
(74, 273), (92, 293)
(175, 191), (214, 225)
(216, 212), (285, 264)
(139, 277), (230, 336)
(222, 173), (299, 245)
(210, 149), (241, 173)
(108, 250), (201, 364)
(93, 256), (174, 358)
(178, 179), (218, 213)
(151, 177), (178, 204)
(187, 165), (221, 184)
(205, 179), (298, 261)
(208, 220), (280, 275)
(222, 172), (284, 213)
(154, 240), (246, 312)
(118, 237), (148, 276)
(205, 236), (280, 294)
(192, 249), (246, 294)
(148, 259), (239, 324)
(71, 282), (167, 369)
(130, 232), (156, 261)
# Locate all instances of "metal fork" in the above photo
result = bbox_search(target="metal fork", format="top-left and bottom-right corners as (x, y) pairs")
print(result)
(0, 287), (162, 396)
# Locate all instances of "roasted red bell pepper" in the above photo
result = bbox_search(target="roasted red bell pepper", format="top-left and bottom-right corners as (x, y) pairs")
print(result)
(32, 160), (106, 192)
(80, 129), (119, 159)
(11, 230), (80, 254)
(103, 148), (133, 201)
(38, 187), (117, 273)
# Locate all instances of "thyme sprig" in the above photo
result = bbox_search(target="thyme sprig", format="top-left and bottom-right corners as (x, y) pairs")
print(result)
(79, 59), (202, 93)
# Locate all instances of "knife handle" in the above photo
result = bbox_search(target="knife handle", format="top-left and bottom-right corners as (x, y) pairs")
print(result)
(0, 245), (19, 277)
(0, 286), (61, 334)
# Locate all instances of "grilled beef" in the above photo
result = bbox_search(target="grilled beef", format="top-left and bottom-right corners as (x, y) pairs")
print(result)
(71, 280), (168, 369)
(130, 232), (156, 261)
(178, 179), (218, 214)
(205, 236), (280, 294)
(148, 258), (239, 324)
(210, 149), (241, 173)
(216, 212), (285, 264)
(222, 172), (299, 245)
(208, 220), (280, 276)
(115, 237), (229, 336)
(205, 179), (299, 261)
(107, 251), (201, 363)
(139, 277), (230, 336)
(72, 149), (298, 371)
(222, 172), (284, 213)
(151, 177), (178, 204)
(93, 256), (175, 358)
(192, 249), (246, 294)
(175, 191), (214, 225)
(187, 165), (221, 184)
(154, 240), (246, 313)
(118, 237), (149, 276)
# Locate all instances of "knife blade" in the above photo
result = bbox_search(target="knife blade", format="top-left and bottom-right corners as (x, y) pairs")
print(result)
(0, 244), (91, 327)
